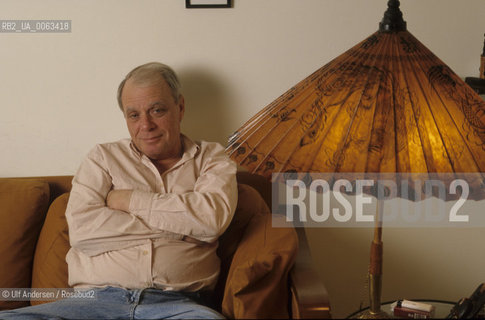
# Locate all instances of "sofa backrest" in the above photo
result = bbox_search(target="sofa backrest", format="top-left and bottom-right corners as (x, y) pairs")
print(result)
(0, 178), (51, 310)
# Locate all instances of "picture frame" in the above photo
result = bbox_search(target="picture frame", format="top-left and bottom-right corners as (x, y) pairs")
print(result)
(185, 0), (232, 9)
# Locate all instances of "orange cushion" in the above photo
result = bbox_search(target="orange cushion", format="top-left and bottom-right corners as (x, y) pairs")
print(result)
(221, 185), (298, 319)
(216, 184), (266, 304)
(31, 193), (71, 305)
(0, 179), (49, 310)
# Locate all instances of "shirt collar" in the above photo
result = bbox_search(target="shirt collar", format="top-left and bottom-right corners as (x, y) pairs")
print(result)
(129, 134), (200, 165)
(179, 134), (200, 163)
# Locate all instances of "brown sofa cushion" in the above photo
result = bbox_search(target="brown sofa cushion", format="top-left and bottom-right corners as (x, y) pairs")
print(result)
(220, 184), (298, 319)
(0, 179), (50, 310)
(31, 193), (70, 305)
(216, 184), (264, 305)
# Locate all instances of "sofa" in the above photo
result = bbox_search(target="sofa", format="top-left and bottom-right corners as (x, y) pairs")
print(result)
(0, 172), (330, 319)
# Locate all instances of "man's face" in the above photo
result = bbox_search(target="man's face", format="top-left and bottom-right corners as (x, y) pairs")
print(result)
(121, 78), (185, 162)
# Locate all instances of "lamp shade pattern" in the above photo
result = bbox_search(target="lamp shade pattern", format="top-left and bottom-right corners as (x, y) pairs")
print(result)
(226, 29), (485, 181)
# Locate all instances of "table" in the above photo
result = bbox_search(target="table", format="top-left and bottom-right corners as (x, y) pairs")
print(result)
(347, 300), (456, 319)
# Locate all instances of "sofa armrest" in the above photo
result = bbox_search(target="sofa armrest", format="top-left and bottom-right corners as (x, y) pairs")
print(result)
(289, 228), (331, 319)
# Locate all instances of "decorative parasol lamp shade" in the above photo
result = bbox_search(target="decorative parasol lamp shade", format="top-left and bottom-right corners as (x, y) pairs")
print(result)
(226, 1), (485, 179)
(226, 0), (485, 317)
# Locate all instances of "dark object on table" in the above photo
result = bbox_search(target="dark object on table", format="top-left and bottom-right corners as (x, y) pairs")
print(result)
(446, 283), (485, 319)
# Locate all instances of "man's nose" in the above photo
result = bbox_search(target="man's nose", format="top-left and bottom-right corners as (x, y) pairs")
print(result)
(140, 114), (156, 130)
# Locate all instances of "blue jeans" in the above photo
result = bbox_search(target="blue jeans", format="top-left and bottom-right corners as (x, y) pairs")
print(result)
(0, 287), (224, 319)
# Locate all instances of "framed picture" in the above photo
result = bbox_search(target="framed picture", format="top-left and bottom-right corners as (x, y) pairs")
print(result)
(185, 0), (232, 8)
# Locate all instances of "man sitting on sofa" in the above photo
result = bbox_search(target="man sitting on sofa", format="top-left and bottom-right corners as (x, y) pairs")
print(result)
(0, 62), (238, 319)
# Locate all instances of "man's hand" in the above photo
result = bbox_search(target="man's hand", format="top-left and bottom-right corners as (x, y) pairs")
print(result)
(106, 190), (133, 212)
(182, 235), (216, 247)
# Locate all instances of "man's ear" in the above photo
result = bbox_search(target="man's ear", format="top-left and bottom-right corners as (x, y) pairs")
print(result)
(178, 95), (185, 121)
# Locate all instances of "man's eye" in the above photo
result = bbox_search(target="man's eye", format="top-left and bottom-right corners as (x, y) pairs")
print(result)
(151, 108), (166, 116)
(128, 113), (139, 119)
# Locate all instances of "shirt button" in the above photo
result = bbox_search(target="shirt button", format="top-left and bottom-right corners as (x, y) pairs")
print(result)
(142, 250), (149, 256)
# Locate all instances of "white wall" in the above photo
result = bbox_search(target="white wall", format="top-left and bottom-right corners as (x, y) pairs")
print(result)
(1, 0), (485, 317)
(2, 0), (484, 178)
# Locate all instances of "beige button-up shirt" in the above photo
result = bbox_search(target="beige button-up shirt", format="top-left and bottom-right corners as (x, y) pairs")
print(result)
(65, 135), (237, 291)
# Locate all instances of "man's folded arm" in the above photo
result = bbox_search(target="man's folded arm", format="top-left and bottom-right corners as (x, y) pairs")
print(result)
(129, 153), (238, 243)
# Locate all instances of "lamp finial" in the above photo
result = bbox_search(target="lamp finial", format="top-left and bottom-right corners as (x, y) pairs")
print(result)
(379, 0), (407, 32)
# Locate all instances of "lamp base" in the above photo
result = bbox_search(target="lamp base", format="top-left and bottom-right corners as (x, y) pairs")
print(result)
(355, 273), (390, 319)
(356, 309), (390, 319)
